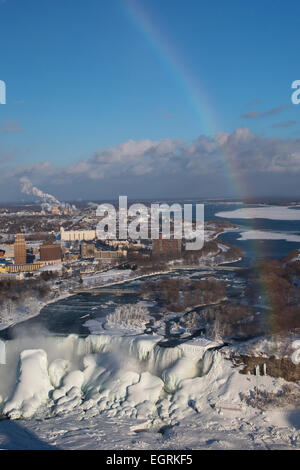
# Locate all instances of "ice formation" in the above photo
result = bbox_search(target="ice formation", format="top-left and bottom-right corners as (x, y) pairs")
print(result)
(0, 333), (229, 422)
(3, 349), (53, 419)
(106, 304), (151, 330)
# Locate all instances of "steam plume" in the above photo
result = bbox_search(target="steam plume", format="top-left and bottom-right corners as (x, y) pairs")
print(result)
(20, 176), (60, 205)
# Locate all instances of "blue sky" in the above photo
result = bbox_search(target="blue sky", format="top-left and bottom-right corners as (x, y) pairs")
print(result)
(0, 0), (300, 200)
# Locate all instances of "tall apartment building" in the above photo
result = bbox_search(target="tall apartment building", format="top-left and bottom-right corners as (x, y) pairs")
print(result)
(14, 234), (26, 265)
(152, 238), (182, 258)
(40, 241), (62, 264)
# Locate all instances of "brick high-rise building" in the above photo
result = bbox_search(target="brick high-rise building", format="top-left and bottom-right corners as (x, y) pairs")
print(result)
(152, 238), (182, 258)
(14, 234), (26, 265)
(40, 241), (62, 264)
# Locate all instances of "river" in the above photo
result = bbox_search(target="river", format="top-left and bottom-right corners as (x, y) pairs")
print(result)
(1, 201), (298, 340)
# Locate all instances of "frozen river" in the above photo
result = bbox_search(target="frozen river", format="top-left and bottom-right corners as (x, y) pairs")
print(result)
(0, 268), (246, 342)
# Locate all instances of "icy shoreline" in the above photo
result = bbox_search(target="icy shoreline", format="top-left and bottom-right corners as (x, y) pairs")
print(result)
(0, 290), (72, 332)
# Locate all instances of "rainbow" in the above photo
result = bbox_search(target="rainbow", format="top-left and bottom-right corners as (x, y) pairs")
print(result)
(122, 0), (217, 136)
(122, 1), (295, 342)
(121, 0), (251, 198)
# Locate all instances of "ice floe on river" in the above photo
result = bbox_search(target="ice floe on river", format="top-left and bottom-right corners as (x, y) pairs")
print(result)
(216, 205), (300, 221)
(237, 230), (300, 242)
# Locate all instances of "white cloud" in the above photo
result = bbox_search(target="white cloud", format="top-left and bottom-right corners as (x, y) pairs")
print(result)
(2, 128), (300, 199)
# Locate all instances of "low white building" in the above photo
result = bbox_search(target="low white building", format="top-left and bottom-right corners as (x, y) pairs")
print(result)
(60, 227), (96, 242)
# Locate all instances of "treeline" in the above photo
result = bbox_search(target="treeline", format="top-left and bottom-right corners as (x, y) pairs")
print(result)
(178, 302), (259, 340)
(25, 233), (56, 242)
(182, 241), (242, 265)
(127, 250), (170, 274)
(2, 216), (63, 235)
(141, 277), (259, 339)
(201, 302), (259, 340)
(246, 256), (300, 335)
(0, 277), (53, 308)
(127, 240), (243, 272)
(141, 278), (226, 312)
(206, 219), (237, 230)
(183, 240), (219, 262)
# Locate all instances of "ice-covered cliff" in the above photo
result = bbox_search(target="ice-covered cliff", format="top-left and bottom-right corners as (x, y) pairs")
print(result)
(0, 333), (224, 421)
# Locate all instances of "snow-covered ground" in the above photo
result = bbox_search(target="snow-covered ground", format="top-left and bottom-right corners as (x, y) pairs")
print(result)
(0, 291), (71, 332)
(0, 333), (299, 449)
(81, 269), (133, 286)
(0, 398), (299, 450)
(225, 335), (300, 360)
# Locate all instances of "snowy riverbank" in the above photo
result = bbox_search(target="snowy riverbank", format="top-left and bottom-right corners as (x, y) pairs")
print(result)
(0, 290), (72, 332)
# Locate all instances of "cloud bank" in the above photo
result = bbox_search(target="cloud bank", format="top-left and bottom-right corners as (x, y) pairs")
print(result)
(2, 128), (300, 200)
